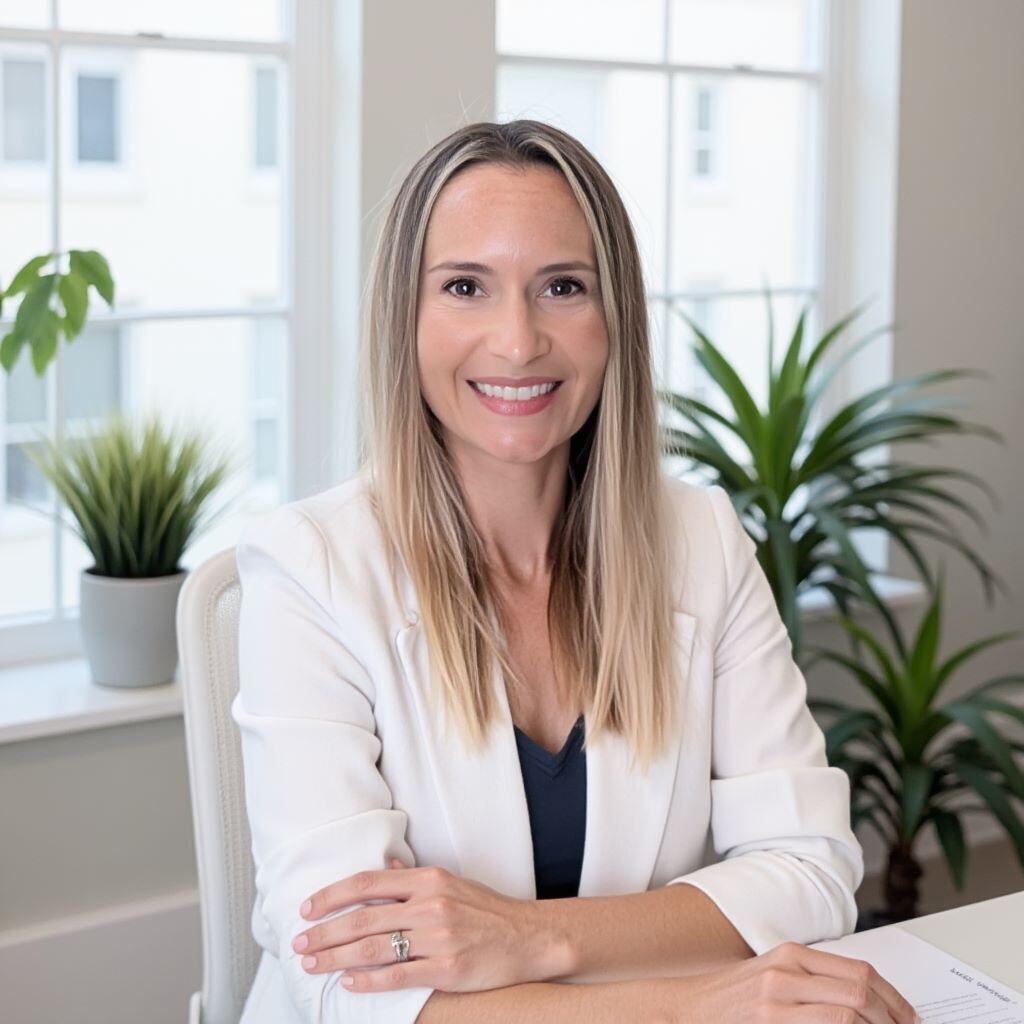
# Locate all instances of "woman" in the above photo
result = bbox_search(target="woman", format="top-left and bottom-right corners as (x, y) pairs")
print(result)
(233, 120), (918, 1023)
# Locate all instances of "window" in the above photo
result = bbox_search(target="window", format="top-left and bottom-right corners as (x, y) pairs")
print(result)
(0, 7), (303, 660)
(2, 56), (45, 162)
(76, 71), (120, 164)
(496, 0), (826, 447)
(253, 64), (279, 169)
(692, 84), (718, 182)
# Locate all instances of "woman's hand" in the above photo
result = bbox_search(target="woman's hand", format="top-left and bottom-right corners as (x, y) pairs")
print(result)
(654, 941), (920, 1024)
(291, 859), (562, 994)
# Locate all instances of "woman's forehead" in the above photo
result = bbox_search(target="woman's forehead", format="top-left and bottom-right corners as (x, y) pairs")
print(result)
(424, 165), (594, 263)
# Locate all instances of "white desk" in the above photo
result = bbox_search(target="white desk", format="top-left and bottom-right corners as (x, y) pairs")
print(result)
(888, 890), (1024, 991)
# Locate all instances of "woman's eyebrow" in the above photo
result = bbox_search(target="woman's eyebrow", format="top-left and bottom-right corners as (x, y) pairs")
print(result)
(426, 259), (597, 275)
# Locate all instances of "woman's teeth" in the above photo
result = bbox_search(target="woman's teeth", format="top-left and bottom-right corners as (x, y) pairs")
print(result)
(471, 381), (558, 401)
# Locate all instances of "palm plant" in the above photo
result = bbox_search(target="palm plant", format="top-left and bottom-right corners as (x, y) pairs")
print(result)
(806, 567), (1024, 923)
(658, 293), (1006, 661)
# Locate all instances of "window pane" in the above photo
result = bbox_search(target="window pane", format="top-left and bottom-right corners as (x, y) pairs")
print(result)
(670, 74), (817, 293)
(254, 66), (278, 169)
(5, 344), (47, 424)
(0, 1), (50, 29)
(77, 73), (119, 163)
(497, 0), (664, 63)
(61, 48), (286, 310)
(670, 0), (822, 71)
(65, 323), (123, 420)
(0, 434), (55, 618)
(696, 88), (712, 131)
(59, 0), (288, 42)
(3, 59), (46, 162)
(497, 62), (668, 292)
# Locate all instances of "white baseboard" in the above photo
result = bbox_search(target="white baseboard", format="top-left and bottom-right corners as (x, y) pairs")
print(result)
(0, 889), (201, 1024)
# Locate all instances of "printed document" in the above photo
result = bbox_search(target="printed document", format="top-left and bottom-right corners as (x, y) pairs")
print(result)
(811, 926), (1023, 1023)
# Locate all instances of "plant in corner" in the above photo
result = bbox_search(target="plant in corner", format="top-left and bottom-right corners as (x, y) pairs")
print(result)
(805, 567), (1024, 925)
(22, 412), (243, 689)
(657, 292), (1006, 663)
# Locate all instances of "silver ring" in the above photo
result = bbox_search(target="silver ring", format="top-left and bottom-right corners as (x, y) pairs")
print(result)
(390, 930), (410, 963)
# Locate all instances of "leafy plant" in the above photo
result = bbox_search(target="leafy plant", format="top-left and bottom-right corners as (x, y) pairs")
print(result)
(806, 568), (1024, 922)
(658, 292), (1006, 661)
(22, 412), (243, 577)
(0, 249), (115, 376)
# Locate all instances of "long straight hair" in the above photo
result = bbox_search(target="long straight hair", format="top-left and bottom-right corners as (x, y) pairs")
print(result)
(357, 120), (685, 775)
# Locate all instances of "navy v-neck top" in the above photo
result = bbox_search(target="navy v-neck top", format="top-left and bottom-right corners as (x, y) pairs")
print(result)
(512, 713), (587, 899)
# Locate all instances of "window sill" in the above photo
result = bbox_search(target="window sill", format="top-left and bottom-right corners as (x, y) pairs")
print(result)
(0, 658), (183, 745)
(0, 574), (925, 746)
(798, 572), (926, 622)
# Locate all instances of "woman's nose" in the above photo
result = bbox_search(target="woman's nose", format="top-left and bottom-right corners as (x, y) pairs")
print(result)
(486, 294), (550, 364)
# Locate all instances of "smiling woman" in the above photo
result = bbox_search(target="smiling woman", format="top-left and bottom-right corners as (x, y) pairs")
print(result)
(230, 120), (910, 1024)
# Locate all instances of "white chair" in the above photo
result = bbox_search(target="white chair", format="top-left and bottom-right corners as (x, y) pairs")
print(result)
(177, 547), (261, 1024)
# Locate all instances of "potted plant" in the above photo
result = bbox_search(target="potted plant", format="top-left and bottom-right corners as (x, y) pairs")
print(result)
(658, 293), (1005, 662)
(25, 412), (242, 688)
(805, 568), (1024, 925)
(1, 248), (114, 375)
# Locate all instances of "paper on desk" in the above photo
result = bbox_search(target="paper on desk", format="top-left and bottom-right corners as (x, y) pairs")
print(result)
(811, 926), (1023, 1023)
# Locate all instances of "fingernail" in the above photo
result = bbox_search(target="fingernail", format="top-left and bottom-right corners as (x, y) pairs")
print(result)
(302, 955), (317, 969)
(292, 934), (308, 952)
(342, 975), (355, 987)
(300, 899), (312, 916)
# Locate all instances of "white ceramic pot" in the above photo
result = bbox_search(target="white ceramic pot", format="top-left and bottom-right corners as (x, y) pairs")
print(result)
(79, 567), (188, 688)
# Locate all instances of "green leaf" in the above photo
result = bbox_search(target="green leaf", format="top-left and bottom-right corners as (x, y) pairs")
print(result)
(5, 252), (56, 297)
(930, 634), (1022, 705)
(954, 760), (1024, 864)
(31, 308), (61, 376)
(58, 271), (90, 338)
(0, 328), (28, 372)
(900, 763), (934, 839)
(943, 702), (1024, 797)
(804, 645), (902, 729)
(908, 572), (944, 712)
(69, 249), (115, 306)
(931, 809), (967, 888)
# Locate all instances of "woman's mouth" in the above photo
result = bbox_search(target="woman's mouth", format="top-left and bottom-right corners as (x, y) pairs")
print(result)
(467, 379), (563, 416)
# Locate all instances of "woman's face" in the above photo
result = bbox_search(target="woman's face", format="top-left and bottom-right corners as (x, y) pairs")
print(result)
(416, 163), (609, 475)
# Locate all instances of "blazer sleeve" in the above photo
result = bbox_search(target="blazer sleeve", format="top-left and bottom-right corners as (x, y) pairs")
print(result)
(663, 484), (864, 953)
(231, 504), (436, 1024)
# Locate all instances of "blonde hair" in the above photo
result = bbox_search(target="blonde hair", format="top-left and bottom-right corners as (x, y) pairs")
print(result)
(357, 120), (684, 775)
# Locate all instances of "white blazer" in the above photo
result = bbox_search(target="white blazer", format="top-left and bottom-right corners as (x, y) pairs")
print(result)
(231, 469), (863, 1024)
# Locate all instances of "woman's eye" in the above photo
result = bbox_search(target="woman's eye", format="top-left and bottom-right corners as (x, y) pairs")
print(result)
(443, 277), (481, 299)
(547, 276), (586, 298)
(441, 276), (587, 299)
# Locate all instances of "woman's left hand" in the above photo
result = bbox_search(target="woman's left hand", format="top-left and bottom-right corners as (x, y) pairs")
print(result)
(291, 859), (571, 994)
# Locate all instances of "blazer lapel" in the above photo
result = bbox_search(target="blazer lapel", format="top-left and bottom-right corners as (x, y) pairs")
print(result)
(395, 617), (537, 898)
(395, 608), (699, 900)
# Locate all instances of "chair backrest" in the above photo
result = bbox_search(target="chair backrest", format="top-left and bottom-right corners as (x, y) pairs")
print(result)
(177, 547), (261, 1024)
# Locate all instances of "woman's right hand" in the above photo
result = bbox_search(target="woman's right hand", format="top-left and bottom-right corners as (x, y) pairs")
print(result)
(655, 940), (920, 1024)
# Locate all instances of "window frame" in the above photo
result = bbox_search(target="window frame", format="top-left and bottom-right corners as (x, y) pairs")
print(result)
(0, 1), (330, 664)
